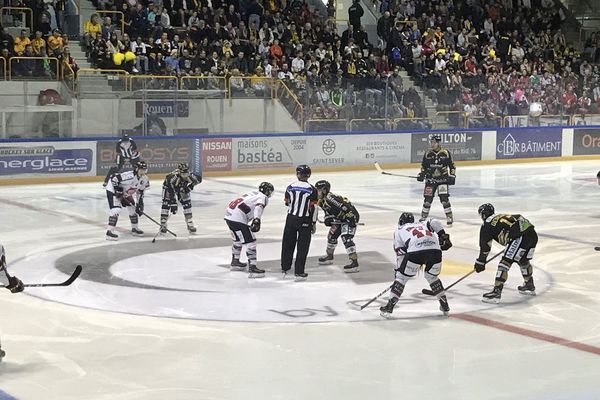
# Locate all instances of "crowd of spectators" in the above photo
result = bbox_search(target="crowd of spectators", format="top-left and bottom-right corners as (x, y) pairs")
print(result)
(375, 0), (600, 126)
(0, 0), (78, 77)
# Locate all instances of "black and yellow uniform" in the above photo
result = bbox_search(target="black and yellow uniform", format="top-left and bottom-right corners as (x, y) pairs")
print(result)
(475, 204), (538, 303)
(418, 137), (456, 225)
(317, 190), (360, 272)
(160, 163), (201, 234)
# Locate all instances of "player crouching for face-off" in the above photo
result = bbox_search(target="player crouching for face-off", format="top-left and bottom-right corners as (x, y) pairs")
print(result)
(105, 161), (149, 240)
(380, 212), (453, 318)
(160, 163), (201, 234)
(475, 203), (538, 303)
(224, 182), (274, 278)
(315, 180), (360, 273)
(1, 244), (25, 361)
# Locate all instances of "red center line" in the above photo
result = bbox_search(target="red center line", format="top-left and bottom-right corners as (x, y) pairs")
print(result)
(453, 313), (600, 356)
(0, 197), (128, 233)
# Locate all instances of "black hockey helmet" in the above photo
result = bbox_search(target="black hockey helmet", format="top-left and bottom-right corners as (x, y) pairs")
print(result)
(478, 203), (495, 221)
(597, 170), (600, 179)
(429, 134), (441, 142)
(296, 164), (311, 180)
(135, 160), (148, 174)
(177, 162), (190, 177)
(259, 182), (274, 197)
(398, 212), (415, 226)
(315, 180), (331, 194)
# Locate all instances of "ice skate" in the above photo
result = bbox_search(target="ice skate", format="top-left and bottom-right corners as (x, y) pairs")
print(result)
(517, 279), (536, 296)
(187, 225), (197, 234)
(106, 230), (118, 241)
(379, 298), (397, 319)
(131, 228), (144, 237)
(343, 259), (359, 273)
(248, 265), (265, 278)
(438, 295), (450, 316)
(230, 257), (247, 271)
(0, 347), (5, 361)
(318, 253), (334, 265)
(294, 273), (308, 282)
(446, 216), (453, 227)
(482, 286), (503, 304)
(160, 225), (168, 234)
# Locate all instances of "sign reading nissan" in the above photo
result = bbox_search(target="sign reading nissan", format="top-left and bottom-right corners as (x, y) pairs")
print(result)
(573, 128), (600, 155)
(411, 131), (482, 162)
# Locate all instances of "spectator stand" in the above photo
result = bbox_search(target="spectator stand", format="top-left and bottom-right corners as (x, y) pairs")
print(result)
(0, 7), (33, 34)
(8, 56), (60, 80)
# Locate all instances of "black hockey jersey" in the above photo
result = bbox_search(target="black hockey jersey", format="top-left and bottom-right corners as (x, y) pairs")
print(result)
(421, 148), (456, 180)
(162, 170), (201, 198)
(479, 214), (534, 253)
(319, 192), (359, 224)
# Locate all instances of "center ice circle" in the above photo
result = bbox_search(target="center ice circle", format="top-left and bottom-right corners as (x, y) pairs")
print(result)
(10, 238), (552, 323)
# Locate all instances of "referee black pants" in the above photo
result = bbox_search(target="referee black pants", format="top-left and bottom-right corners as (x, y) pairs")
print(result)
(281, 214), (312, 274)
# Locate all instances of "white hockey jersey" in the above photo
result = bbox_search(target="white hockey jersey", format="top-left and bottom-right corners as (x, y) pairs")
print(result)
(107, 170), (149, 200)
(224, 190), (269, 224)
(394, 219), (443, 254)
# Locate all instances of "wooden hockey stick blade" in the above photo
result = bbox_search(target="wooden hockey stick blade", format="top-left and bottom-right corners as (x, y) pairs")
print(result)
(23, 265), (82, 287)
(374, 162), (384, 173)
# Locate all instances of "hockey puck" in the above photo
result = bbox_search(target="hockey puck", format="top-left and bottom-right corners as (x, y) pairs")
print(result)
(595, 246), (600, 251)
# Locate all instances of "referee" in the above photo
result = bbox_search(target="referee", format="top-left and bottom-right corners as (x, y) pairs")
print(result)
(281, 165), (318, 281)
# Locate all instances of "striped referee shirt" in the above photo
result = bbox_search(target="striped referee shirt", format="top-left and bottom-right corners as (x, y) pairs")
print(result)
(285, 181), (318, 218)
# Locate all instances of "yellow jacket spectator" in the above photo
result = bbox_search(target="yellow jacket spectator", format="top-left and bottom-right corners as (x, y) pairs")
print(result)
(47, 30), (65, 55)
(84, 14), (102, 36)
(31, 31), (46, 56)
(13, 30), (31, 56)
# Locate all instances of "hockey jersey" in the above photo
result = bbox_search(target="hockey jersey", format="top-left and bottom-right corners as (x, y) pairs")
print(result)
(394, 219), (444, 254)
(318, 192), (359, 223)
(479, 213), (534, 251)
(107, 170), (149, 201)
(224, 190), (269, 224)
(421, 148), (456, 180)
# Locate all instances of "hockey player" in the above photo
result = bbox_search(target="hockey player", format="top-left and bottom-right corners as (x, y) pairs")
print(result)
(105, 160), (149, 240)
(474, 203), (538, 303)
(160, 163), (201, 234)
(224, 182), (274, 278)
(380, 212), (452, 318)
(103, 133), (141, 187)
(315, 180), (360, 273)
(417, 134), (456, 226)
(1, 243), (25, 362)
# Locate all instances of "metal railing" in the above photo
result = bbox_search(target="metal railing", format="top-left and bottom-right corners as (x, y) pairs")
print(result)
(229, 76), (274, 99)
(503, 114), (572, 127)
(274, 80), (304, 128)
(0, 57), (6, 81)
(129, 75), (179, 91)
(436, 111), (467, 128)
(96, 10), (125, 36)
(76, 68), (129, 90)
(305, 119), (347, 132)
(0, 7), (33, 29)
(466, 115), (503, 128)
(8, 57), (60, 80)
(572, 114), (600, 126)
(180, 76), (228, 95)
(394, 117), (434, 130)
(61, 61), (76, 92)
(350, 118), (389, 131)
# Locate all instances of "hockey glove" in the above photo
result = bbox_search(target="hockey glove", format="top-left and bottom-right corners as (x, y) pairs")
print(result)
(474, 259), (486, 273)
(446, 175), (456, 185)
(170, 203), (178, 214)
(121, 196), (135, 207)
(135, 199), (144, 216)
(324, 215), (335, 227)
(114, 187), (124, 197)
(439, 232), (453, 251)
(250, 218), (261, 232)
(417, 172), (425, 182)
(6, 276), (24, 293)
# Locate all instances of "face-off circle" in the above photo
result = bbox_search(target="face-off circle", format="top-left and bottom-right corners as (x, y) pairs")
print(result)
(10, 237), (551, 323)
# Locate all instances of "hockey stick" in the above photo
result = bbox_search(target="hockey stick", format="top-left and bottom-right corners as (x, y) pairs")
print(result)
(142, 212), (177, 238)
(358, 283), (394, 310)
(374, 162), (418, 179)
(2, 265), (82, 289)
(421, 250), (504, 296)
(317, 218), (365, 226)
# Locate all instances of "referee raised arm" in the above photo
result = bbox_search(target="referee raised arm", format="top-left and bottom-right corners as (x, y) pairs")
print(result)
(281, 165), (318, 281)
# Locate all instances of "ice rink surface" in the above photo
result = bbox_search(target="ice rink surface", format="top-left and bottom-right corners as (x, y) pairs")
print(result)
(1, 159), (600, 400)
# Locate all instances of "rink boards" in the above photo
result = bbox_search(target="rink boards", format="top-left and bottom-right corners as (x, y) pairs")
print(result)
(1, 125), (600, 182)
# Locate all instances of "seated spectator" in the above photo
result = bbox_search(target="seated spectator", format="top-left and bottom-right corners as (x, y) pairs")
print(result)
(31, 31), (46, 57)
(83, 14), (102, 51)
(13, 30), (31, 57)
(47, 29), (65, 58)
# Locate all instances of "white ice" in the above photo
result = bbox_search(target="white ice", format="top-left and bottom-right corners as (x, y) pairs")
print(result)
(1, 159), (600, 400)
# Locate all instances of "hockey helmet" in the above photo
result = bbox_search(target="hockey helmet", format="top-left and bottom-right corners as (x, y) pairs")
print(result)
(478, 203), (495, 221)
(296, 164), (312, 180)
(259, 182), (274, 197)
(597, 170), (600, 179)
(315, 180), (331, 194)
(135, 160), (148, 175)
(429, 134), (442, 142)
(177, 162), (190, 177)
(398, 212), (415, 226)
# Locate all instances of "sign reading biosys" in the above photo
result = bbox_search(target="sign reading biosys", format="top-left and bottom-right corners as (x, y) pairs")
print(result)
(496, 128), (562, 159)
(97, 138), (194, 175)
(411, 131), (482, 163)
(0, 142), (94, 177)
